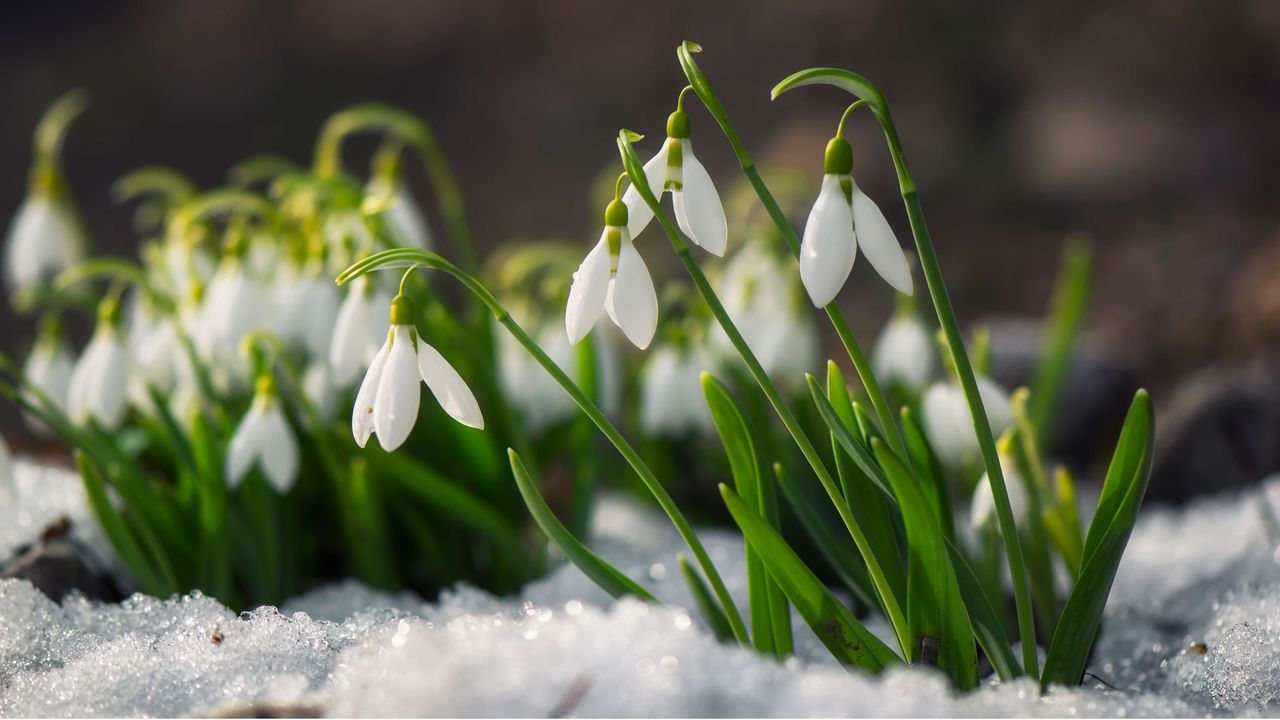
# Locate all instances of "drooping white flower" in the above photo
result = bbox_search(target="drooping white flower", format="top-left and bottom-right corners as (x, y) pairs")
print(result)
(497, 323), (576, 433)
(872, 311), (936, 394)
(202, 258), (272, 388)
(639, 345), (715, 436)
(799, 137), (912, 306)
(226, 376), (299, 493)
(565, 199), (658, 349)
(368, 175), (432, 251)
(622, 109), (726, 256)
(4, 195), (84, 296)
(303, 361), (339, 422)
(713, 242), (818, 381)
(278, 259), (341, 359)
(22, 327), (74, 433)
(68, 309), (130, 431)
(352, 295), (483, 451)
(330, 276), (392, 386)
(970, 436), (1031, 531)
(921, 374), (1014, 470)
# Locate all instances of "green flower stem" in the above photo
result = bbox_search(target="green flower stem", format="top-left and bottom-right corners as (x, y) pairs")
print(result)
(113, 167), (197, 212)
(313, 104), (478, 272)
(675, 42), (909, 465)
(337, 249), (750, 645)
(772, 66), (1038, 679)
(618, 131), (911, 658)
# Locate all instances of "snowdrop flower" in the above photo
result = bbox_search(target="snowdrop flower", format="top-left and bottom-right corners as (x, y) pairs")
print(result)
(640, 344), (715, 436)
(68, 300), (130, 430)
(330, 276), (392, 386)
(622, 103), (727, 255)
(565, 197), (658, 349)
(497, 323), (576, 433)
(202, 257), (271, 388)
(368, 174), (432, 251)
(713, 242), (818, 381)
(970, 434), (1031, 531)
(303, 362), (339, 422)
(922, 374), (1014, 470)
(872, 307), (936, 394)
(353, 294), (483, 451)
(278, 259), (341, 359)
(799, 136), (912, 307)
(21, 319), (74, 433)
(226, 375), (299, 493)
(5, 192), (84, 298)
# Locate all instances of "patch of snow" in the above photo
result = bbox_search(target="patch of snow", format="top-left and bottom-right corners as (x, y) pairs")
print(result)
(0, 460), (1278, 717)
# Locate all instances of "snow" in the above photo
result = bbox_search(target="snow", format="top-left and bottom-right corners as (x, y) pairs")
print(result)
(0, 458), (1278, 717)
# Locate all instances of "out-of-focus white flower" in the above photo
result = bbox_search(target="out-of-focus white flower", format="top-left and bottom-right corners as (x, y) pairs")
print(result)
(68, 308), (130, 431)
(226, 376), (299, 493)
(872, 312), (936, 394)
(713, 242), (818, 381)
(4, 195), (84, 297)
(330, 276), (392, 386)
(303, 361), (339, 422)
(323, 212), (375, 271)
(279, 259), (341, 359)
(640, 344), (715, 436)
(622, 109), (726, 256)
(565, 199), (657, 349)
(22, 326), (74, 433)
(970, 436), (1031, 531)
(368, 175), (432, 251)
(352, 295), (483, 451)
(203, 258), (271, 388)
(497, 324), (576, 433)
(799, 137), (912, 306)
(922, 375), (1014, 470)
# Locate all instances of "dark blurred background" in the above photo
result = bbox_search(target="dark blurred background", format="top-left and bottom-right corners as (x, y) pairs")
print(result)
(4, 0), (1280, 500)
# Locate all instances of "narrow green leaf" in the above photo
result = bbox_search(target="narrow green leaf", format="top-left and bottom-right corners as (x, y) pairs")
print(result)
(508, 450), (657, 602)
(75, 452), (166, 596)
(826, 363), (906, 611)
(871, 439), (978, 689)
(943, 541), (1022, 681)
(901, 406), (954, 541)
(702, 373), (770, 653)
(677, 554), (734, 642)
(1042, 390), (1154, 688)
(721, 484), (901, 672)
(1029, 239), (1093, 440)
(346, 457), (399, 589)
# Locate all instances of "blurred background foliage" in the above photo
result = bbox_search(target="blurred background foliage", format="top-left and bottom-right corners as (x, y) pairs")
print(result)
(3, 0), (1280, 502)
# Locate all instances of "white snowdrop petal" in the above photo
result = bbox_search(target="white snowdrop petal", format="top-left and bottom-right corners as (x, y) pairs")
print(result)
(565, 237), (611, 345)
(5, 197), (81, 292)
(851, 184), (913, 296)
(225, 406), (265, 489)
(24, 343), (74, 422)
(416, 339), (484, 430)
(91, 338), (130, 430)
(605, 241), (658, 350)
(352, 339), (391, 448)
(799, 174), (856, 307)
(623, 141), (671, 239)
(331, 288), (373, 386)
(387, 184), (432, 251)
(672, 142), (727, 256)
(259, 407), (299, 493)
(372, 327), (422, 452)
(872, 316), (936, 392)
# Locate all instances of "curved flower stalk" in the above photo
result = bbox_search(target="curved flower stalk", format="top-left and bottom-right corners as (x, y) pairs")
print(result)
(712, 242), (818, 381)
(226, 374), (299, 493)
(330, 275), (392, 386)
(21, 316), (74, 433)
(5, 91), (89, 303)
(352, 292), (483, 452)
(922, 373), (1014, 471)
(68, 296), (130, 430)
(799, 119), (913, 306)
(639, 343), (716, 436)
(871, 298), (936, 395)
(337, 247), (750, 645)
(623, 89), (727, 256)
(565, 183), (658, 349)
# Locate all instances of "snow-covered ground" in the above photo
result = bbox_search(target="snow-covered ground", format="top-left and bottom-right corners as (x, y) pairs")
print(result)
(1, 459), (1278, 717)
